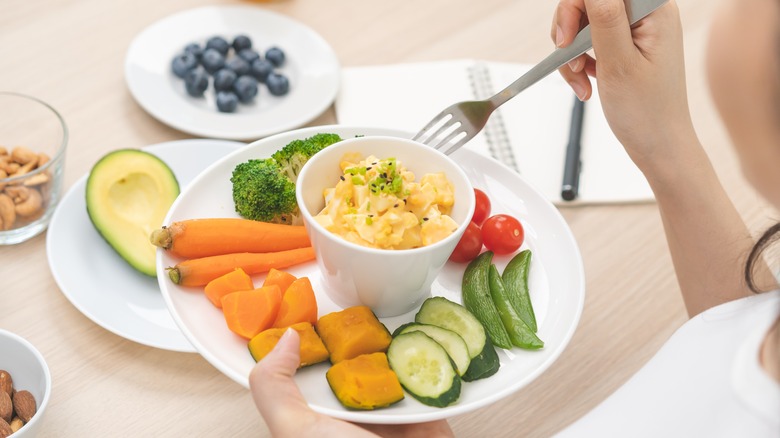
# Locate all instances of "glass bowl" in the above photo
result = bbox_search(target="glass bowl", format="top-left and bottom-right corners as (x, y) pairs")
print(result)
(0, 92), (68, 244)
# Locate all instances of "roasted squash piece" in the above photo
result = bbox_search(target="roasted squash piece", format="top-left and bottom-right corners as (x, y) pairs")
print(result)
(248, 322), (329, 367)
(316, 306), (392, 363)
(326, 352), (404, 410)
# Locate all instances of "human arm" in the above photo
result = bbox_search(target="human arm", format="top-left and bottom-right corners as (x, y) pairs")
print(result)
(249, 329), (454, 438)
(551, 0), (775, 316)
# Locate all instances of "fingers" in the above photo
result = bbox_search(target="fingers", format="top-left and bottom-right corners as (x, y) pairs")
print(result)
(249, 329), (312, 433)
(558, 63), (593, 101)
(582, 0), (635, 60)
(551, 0), (587, 48)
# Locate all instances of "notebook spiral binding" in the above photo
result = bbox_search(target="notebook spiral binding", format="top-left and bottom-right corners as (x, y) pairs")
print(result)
(467, 62), (519, 173)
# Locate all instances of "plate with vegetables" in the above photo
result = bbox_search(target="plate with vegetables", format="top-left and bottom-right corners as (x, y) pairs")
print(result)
(156, 125), (585, 423)
(124, 6), (340, 140)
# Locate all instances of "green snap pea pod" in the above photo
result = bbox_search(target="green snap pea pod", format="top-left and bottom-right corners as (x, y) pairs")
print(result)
(502, 250), (537, 332)
(462, 251), (512, 349)
(488, 264), (543, 349)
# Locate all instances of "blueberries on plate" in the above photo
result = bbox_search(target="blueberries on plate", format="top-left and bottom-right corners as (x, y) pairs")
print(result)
(232, 35), (252, 52)
(216, 91), (240, 113)
(250, 58), (274, 83)
(233, 75), (259, 103)
(226, 56), (250, 76)
(171, 35), (292, 112)
(266, 72), (290, 96)
(213, 69), (238, 92)
(184, 68), (209, 97)
(171, 52), (198, 78)
(205, 36), (230, 56)
(265, 47), (285, 67)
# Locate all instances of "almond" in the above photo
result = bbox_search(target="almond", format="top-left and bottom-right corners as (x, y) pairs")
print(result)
(0, 418), (11, 438)
(0, 392), (10, 423)
(0, 371), (11, 397)
(11, 390), (35, 423)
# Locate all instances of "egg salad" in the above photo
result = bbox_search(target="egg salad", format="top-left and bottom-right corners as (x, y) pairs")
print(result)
(314, 153), (459, 249)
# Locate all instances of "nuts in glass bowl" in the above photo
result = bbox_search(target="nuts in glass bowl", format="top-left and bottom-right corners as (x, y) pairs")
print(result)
(0, 146), (52, 232)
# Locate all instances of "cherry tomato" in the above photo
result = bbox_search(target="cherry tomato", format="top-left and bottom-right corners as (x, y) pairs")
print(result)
(481, 214), (524, 255)
(472, 189), (491, 225)
(450, 221), (483, 263)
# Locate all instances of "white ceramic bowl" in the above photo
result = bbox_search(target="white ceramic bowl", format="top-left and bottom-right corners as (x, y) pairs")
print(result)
(0, 329), (51, 437)
(296, 136), (475, 317)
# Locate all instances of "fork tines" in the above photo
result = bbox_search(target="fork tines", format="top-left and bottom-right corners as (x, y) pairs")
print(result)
(412, 112), (468, 155)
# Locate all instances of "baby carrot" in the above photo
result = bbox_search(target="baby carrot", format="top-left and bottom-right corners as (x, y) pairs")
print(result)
(204, 268), (255, 309)
(221, 285), (282, 339)
(262, 268), (298, 294)
(151, 218), (311, 259)
(167, 247), (316, 287)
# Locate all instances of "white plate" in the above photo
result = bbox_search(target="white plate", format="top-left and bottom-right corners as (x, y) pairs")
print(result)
(124, 6), (340, 140)
(158, 125), (585, 423)
(46, 139), (245, 352)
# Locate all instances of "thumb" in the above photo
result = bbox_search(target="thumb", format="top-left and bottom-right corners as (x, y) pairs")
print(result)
(249, 328), (311, 430)
(583, 0), (636, 62)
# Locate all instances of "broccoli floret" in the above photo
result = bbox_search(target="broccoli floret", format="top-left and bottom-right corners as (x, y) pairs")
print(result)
(272, 133), (342, 182)
(231, 133), (343, 224)
(231, 158), (299, 224)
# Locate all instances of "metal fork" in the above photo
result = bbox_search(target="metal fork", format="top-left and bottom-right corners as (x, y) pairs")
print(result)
(413, 0), (669, 155)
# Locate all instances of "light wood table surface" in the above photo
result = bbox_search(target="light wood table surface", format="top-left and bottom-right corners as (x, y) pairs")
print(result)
(1, 0), (774, 436)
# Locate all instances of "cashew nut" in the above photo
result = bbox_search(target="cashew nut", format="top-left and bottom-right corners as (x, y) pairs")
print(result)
(4, 186), (29, 203)
(37, 153), (50, 168)
(0, 193), (15, 231)
(11, 146), (37, 166)
(23, 173), (49, 187)
(0, 146), (7, 156)
(14, 188), (42, 217)
(0, 169), (7, 191)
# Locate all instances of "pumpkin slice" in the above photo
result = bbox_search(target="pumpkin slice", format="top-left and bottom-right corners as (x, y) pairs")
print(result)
(316, 306), (392, 364)
(248, 322), (329, 367)
(326, 352), (404, 410)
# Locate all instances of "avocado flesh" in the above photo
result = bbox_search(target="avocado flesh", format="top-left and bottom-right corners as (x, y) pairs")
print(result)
(86, 149), (179, 276)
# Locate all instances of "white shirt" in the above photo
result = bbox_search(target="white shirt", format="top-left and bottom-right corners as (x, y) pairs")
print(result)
(557, 290), (780, 437)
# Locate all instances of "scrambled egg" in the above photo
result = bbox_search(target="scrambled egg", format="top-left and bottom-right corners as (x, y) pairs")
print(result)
(314, 153), (459, 249)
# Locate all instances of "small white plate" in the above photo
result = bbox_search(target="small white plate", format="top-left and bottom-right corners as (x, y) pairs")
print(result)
(158, 125), (586, 423)
(124, 6), (340, 140)
(46, 139), (244, 352)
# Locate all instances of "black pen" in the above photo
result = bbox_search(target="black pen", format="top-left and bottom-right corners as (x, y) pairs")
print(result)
(561, 97), (585, 201)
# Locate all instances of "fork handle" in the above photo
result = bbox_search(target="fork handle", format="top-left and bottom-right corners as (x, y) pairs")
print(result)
(488, 0), (668, 108)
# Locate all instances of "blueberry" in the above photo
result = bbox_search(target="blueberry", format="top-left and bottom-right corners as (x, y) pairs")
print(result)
(205, 36), (230, 56)
(232, 35), (252, 52)
(266, 72), (290, 96)
(183, 43), (203, 60)
(265, 47), (285, 67)
(213, 68), (237, 91)
(200, 48), (225, 74)
(184, 68), (209, 97)
(216, 91), (240, 113)
(237, 49), (260, 64)
(171, 52), (198, 78)
(226, 56), (250, 76)
(250, 58), (274, 83)
(233, 75), (259, 103)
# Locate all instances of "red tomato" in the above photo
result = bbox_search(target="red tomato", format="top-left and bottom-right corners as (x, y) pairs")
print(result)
(472, 189), (491, 225)
(481, 214), (524, 255)
(450, 221), (483, 263)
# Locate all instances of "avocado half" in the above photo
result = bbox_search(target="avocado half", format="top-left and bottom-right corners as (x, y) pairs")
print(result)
(86, 149), (179, 276)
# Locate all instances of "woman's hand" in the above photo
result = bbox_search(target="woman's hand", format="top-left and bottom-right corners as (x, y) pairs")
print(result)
(551, 0), (696, 171)
(250, 329), (454, 438)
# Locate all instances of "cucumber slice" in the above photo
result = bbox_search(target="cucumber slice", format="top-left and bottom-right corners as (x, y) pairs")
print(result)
(415, 297), (500, 381)
(387, 331), (461, 407)
(394, 323), (471, 377)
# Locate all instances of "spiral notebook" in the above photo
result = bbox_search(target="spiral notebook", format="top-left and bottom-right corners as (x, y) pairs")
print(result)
(334, 60), (654, 205)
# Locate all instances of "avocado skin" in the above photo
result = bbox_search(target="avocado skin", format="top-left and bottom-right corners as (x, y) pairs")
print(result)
(86, 149), (179, 276)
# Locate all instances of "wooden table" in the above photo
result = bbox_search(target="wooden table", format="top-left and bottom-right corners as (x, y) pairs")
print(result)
(1, 0), (773, 436)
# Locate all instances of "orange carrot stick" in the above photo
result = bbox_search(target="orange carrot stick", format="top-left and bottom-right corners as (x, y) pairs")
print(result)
(151, 218), (311, 259)
(262, 268), (297, 294)
(204, 268), (255, 308)
(221, 285), (282, 339)
(167, 247), (315, 287)
(272, 277), (318, 328)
